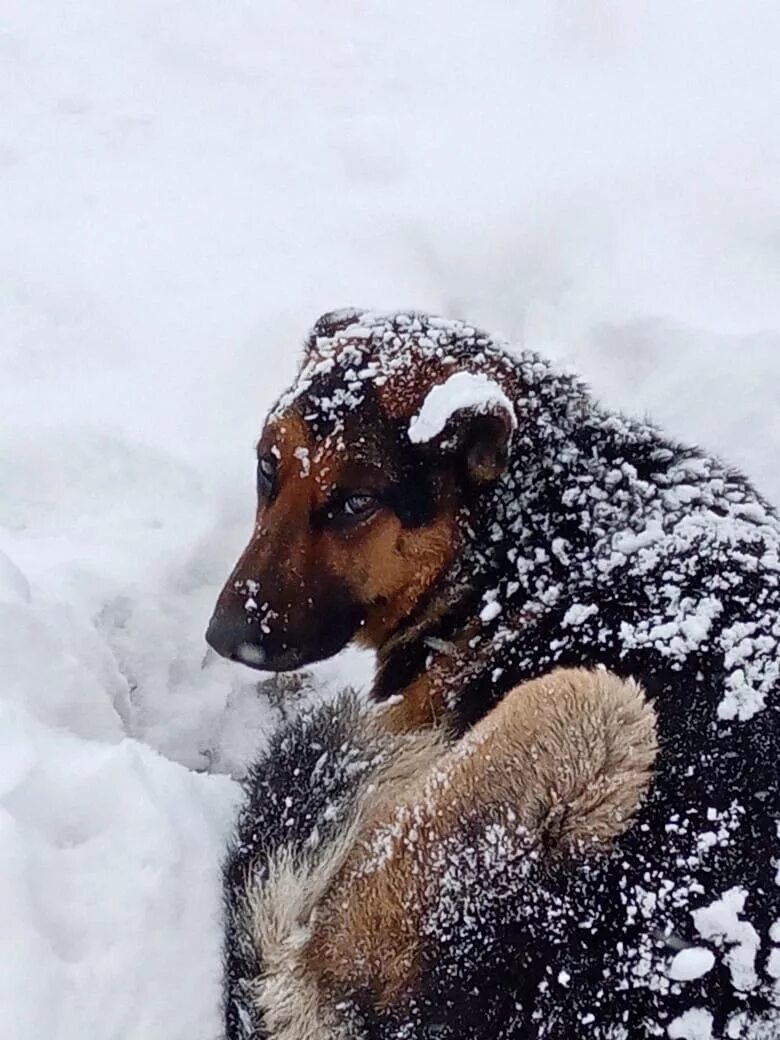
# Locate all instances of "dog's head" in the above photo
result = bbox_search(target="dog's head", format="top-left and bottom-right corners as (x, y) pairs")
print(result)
(206, 310), (518, 671)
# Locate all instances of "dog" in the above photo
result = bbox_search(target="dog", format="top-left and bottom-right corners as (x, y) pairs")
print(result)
(208, 310), (780, 1038)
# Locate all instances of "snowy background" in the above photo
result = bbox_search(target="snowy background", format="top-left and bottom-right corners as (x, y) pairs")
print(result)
(2, 2), (779, 1037)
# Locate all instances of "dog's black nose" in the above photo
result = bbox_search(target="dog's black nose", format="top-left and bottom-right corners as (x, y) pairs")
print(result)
(205, 615), (266, 667)
(204, 614), (238, 658)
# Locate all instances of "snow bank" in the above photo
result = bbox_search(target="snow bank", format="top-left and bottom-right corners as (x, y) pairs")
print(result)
(2, 0), (779, 1037)
(0, 696), (236, 1039)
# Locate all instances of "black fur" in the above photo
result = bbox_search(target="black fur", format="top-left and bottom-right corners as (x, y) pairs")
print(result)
(223, 694), (396, 1040)
(222, 312), (780, 1039)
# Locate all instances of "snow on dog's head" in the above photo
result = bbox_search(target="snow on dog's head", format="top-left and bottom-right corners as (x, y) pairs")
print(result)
(407, 370), (516, 446)
(206, 309), (523, 674)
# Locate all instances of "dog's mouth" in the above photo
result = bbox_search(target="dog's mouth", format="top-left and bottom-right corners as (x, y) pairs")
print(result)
(206, 564), (367, 674)
(205, 604), (362, 673)
(205, 622), (307, 673)
(233, 642), (307, 673)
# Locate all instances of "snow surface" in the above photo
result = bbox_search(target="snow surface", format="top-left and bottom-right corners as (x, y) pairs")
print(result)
(2, 2), (780, 1038)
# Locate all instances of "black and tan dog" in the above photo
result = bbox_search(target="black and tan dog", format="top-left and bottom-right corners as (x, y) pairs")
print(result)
(208, 310), (780, 1039)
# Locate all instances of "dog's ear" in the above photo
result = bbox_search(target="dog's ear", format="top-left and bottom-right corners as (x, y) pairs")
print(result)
(303, 309), (367, 362)
(409, 379), (516, 487)
(459, 407), (514, 484)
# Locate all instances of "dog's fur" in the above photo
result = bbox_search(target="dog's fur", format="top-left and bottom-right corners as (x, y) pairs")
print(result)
(212, 310), (780, 1039)
(306, 669), (656, 1012)
(224, 669), (656, 1040)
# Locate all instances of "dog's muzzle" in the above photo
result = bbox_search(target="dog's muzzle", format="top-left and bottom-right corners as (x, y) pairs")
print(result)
(205, 614), (314, 672)
(206, 615), (266, 667)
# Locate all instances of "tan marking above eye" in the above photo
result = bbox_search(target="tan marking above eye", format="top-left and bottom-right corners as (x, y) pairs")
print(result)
(323, 508), (458, 646)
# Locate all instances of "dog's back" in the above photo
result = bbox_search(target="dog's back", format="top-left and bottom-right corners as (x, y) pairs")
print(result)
(214, 311), (780, 1039)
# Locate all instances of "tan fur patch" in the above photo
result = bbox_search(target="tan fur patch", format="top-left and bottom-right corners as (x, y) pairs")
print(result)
(243, 721), (447, 1038)
(340, 510), (459, 648)
(376, 619), (482, 732)
(240, 850), (353, 1040)
(306, 668), (657, 1006)
(376, 670), (447, 731)
(214, 409), (314, 612)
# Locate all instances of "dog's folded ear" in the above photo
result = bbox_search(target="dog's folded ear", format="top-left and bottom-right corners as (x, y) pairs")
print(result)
(461, 407), (515, 484)
(414, 396), (516, 487)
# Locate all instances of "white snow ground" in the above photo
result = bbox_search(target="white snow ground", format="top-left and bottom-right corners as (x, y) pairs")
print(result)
(1, 2), (779, 1037)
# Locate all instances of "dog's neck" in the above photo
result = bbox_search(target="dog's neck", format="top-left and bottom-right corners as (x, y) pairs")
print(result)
(371, 355), (594, 724)
(371, 358), (711, 730)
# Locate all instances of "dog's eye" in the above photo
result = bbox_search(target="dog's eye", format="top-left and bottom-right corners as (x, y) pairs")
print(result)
(341, 492), (378, 520)
(257, 454), (277, 499)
